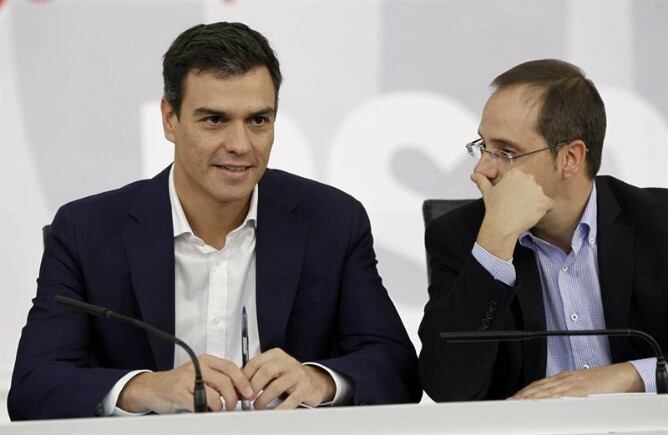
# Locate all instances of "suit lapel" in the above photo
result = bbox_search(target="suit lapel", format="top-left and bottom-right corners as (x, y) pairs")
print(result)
(595, 177), (634, 360)
(513, 244), (547, 385)
(122, 166), (175, 371)
(256, 170), (308, 351)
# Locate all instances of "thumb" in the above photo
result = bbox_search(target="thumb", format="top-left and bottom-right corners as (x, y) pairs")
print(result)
(470, 172), (492, 197)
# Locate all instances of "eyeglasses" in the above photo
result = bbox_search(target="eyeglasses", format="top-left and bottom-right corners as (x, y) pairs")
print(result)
(465, 138), (570, 167)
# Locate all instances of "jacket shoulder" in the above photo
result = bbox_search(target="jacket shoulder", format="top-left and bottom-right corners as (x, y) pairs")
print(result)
(58, 178), (150, 219)
(263, 168), (362, 212)
(597, 176), (668, 220)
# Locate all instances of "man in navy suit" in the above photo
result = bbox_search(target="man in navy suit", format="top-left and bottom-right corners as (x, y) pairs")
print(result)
(9, 22), (420, 420)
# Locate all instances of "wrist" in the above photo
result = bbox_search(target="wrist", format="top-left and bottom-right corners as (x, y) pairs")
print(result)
(477, 219), (519, 261)
(305, 366), (336, 404)
(118, 372), (153, 413)
(621, 362), (645, 393)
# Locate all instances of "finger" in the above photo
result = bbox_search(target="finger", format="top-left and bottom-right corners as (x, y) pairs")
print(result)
(253, 371), (300, 410)
(275, 385), (308, 410)
(243, 353), (269, 380)
(201, 368), (240, 411)
(470, 172), (492, 196)
(511, 382), (551, 399)
(514, 371), (570, 395)
(221, 379), (240, 412)
(513, 377), (571, 400)
(205, 357), (254, 399)
(521, 389), (564, 400)
(249, 360), (289, 394)
(204, 384), (223, 412)
(243, 348), (285, 380)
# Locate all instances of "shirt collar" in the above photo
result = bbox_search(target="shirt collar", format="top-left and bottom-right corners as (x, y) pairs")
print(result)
(519, 183), (597, 253)
(168, 165), (258, 239)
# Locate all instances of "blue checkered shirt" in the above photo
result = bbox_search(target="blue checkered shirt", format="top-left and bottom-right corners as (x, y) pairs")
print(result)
(471, 185), (656, 392)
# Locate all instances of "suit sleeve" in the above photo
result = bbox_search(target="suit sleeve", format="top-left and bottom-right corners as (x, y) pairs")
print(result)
(312, 200), (422, 405)
(417, 215), (518, 401)
(8, 206), (131, 420)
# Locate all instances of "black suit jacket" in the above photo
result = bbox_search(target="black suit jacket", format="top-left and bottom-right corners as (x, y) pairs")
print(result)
(418, 176), (668, 401)
(9, 166), (421, 420)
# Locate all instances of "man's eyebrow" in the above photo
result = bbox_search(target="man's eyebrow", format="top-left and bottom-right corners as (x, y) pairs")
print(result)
(478, 131), (520, 149)
(248, 107), (276, 118)
(493, 138), (520, 148)
(191, 106), (276, 118)
(192, 107), (227, 117)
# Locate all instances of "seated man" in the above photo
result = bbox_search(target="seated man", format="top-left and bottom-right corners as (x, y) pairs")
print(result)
(419, 59), (667, 401)
(9, 22), (420, 420)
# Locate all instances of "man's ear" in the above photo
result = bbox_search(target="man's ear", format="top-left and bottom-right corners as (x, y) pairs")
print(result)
(160, 97), (178, 144)
(560, 139), (588, 179)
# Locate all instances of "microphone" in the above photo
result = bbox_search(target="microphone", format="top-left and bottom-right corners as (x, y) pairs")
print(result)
(439, 328), (667, 394)
(55, 295), (208, 412)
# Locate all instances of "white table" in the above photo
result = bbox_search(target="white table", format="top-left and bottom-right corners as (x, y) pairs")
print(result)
(2, 394), (667, 434)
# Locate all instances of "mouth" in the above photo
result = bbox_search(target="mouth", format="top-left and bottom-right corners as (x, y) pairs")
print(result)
(211, 164), (255, 181)
(213, 164), (253, 172)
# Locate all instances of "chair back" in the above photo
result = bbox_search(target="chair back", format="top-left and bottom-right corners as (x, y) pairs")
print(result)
(42, 225), (51, 248)
(421, 199), (474, 285)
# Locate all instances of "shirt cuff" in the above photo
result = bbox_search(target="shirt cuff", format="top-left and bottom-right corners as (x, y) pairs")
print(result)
(302, 362), (352, 406)
(98, 370), (152, 416)
(472, 242), (517, 286)
(629, 358), (657, 393)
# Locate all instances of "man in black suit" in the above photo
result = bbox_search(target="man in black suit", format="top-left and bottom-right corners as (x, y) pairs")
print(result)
(9, 22), (420, 420)
(419, 59), (668, 401)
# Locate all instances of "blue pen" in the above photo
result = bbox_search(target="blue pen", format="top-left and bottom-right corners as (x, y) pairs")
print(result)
(241, 306), (251, 411)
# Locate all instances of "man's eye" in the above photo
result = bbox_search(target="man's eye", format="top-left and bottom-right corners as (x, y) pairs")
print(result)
(251, 116), (268, 126)
(204, 116), (222, 125)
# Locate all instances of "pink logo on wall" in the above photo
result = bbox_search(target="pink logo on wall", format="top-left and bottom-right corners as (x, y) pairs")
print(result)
(1, 0), (53, 5)
(0, 0), (53, 6)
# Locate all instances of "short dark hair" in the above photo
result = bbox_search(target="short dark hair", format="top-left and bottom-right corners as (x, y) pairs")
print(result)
(163, 22), (282, 117)
(492, 59), (606, 177)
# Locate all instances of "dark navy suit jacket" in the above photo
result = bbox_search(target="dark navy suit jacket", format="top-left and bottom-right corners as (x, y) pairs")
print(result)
(9, 166), (420, 420)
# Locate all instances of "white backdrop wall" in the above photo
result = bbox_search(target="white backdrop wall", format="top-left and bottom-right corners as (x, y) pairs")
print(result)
(1, 0), (667, 421)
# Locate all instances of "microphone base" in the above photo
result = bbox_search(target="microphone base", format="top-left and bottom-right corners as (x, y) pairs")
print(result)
(656, 361), (668, 395)
(194, 378), (208, 412)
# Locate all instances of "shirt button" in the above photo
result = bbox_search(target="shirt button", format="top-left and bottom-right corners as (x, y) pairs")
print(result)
(212, 316), (221, 325)
(589, 238), (595, 245)
(583, 364), (591, 369)
(561, 265), (568, 272)
(570, 313), (578, 322)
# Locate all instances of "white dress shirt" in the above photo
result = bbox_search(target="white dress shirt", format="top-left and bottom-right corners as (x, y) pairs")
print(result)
(100, 166), (349, 415)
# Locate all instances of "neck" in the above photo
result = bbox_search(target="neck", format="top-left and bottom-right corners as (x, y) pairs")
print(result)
(532, 177), (594, 253)
(174, 166), (251, 250)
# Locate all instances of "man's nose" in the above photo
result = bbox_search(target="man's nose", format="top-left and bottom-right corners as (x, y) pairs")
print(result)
(473, 154), (500, 182)
(223, 122), (252, 154)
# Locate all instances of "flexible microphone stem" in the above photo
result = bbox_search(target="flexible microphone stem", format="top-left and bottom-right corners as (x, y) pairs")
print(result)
(440, 328), (667, 394)
(55, 295), (208, 412)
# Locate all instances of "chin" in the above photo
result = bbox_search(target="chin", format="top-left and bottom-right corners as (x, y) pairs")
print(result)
(210, 187), (255, 205)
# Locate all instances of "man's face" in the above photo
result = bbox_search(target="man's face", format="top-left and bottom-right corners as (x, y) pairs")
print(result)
(475, 84), (560, 198)
(162, 66), (276, 208)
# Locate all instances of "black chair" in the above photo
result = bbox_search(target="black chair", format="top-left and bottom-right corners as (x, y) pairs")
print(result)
(421, 199), (474, 285)
(42, 224), (51, 248)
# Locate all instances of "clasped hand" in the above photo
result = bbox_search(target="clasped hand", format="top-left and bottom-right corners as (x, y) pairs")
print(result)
(118, 348), (335, 413)
(472, 169), (554, 260)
